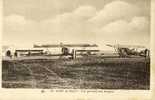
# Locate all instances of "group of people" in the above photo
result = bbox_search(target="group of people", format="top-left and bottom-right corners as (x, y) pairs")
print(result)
(6, 50), (18, 58)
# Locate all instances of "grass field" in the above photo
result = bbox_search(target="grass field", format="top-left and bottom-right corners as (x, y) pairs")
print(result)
(2, 57), (150, 89)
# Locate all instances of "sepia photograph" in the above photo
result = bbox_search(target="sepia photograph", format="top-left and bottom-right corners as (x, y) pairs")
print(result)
(2, 0), (150, 90)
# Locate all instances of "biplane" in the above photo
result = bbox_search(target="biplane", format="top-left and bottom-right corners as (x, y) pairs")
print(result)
(33, 43), (99, 59)
(106, 44), (150, 57)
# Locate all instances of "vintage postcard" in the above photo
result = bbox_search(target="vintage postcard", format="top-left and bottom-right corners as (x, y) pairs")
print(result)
(0, 0), (155, 99)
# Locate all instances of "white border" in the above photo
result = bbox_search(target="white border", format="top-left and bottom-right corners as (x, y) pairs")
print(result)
(0, 0), (154, 99)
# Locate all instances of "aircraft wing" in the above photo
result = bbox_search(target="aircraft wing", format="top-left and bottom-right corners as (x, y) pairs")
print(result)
(106, 44), (146, 48)
(106, 44), (114, 47)
(16, 49), (44, 52)
(76, 50), (100, 52)
(34, 44), (98, 48)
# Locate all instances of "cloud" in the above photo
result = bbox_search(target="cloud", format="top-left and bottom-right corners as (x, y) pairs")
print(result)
(3, 1), (150, 48)
(101, 16), (149, 35)
(3, 14), (39, 46)
(89, 1), (144, 27)
(4, 14), (27, 25)
(43, 5), (96, 23)
(73, 5), (97, 19)
(96, 16), (150, 47)
(129, 17), (149, 33)
(40, 5), (97, 43)
(4, 14), (37, 30)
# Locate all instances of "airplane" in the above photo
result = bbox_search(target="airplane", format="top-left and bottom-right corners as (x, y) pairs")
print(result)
(106, 44), (150, 57)
(33, 43), (99, 57)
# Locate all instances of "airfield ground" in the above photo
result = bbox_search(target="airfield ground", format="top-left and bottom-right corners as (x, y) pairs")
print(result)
(2, 57), (150, 89)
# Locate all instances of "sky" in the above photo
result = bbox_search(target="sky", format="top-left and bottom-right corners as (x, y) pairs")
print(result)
(2, 0), (150, 49)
